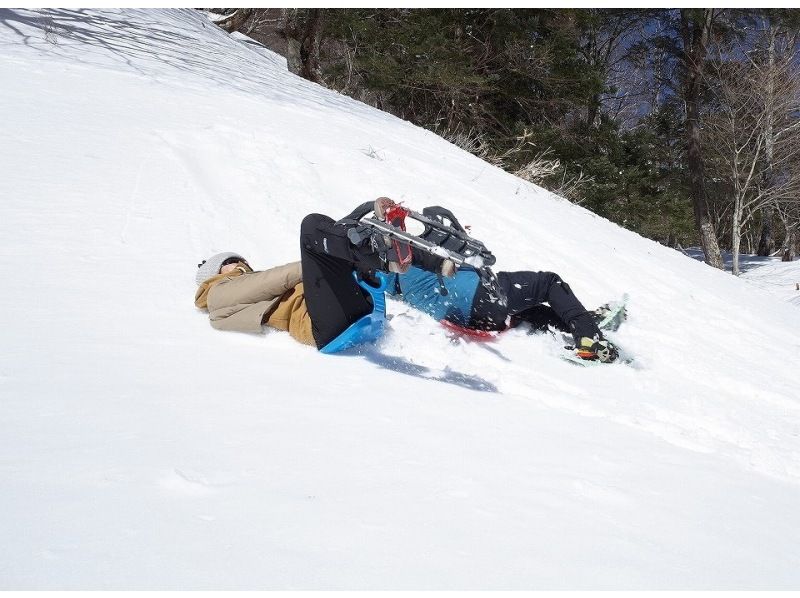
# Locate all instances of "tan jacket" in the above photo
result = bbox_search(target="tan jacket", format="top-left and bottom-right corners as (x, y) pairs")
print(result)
(194, 261), (315, 346)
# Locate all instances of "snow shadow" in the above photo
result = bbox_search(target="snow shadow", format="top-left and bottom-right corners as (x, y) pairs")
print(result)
(361, 350), (498, 393)
(1, 8), (244, 80)
(683, 247), (796, 273)
(0, 8), (364, 114)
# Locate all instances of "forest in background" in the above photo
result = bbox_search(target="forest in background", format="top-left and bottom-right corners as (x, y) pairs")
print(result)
(208, 8), (800, 274)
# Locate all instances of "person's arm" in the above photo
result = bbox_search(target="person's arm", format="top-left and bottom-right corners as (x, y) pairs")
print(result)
(207, 261), (302, 311)
(412, 247), (448, 274)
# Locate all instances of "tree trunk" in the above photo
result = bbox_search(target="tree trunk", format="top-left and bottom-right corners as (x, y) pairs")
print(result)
(757, 206), (775, 256)
(280, 9), (303, 76)
(286, 38), (302, 75)
(731, 199), (743, 276)
(300, 8), (324, 84)
(587, 92), (600, 129)
(784, 227), (798, 262)
(757, 25), (778, 257)
(681, 9), (724, 269)
(667, 231), (677, 248)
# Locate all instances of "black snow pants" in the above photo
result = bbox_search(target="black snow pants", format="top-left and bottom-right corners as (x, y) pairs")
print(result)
(299, 213), (382, 349)
(469, 270), (601, 341)
(300, 213), (448, 349)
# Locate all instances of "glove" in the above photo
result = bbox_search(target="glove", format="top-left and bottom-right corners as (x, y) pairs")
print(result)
(440, 259), (457, 277)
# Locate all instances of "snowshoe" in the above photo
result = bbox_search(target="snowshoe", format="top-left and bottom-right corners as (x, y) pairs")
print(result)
(594, 294), (629, 332)
(574, 335), (619, 363)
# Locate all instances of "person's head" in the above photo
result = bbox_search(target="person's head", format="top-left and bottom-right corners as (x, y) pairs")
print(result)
(196, 252), (250, 284)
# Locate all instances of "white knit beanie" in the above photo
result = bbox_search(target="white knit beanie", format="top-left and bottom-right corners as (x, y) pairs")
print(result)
(196, 251), (247, 285)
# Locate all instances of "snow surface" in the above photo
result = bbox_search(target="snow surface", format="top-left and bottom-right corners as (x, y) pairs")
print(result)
(1, 8), (800, 590)
(741, 259), (800, 307)
(685, 249), (800, 308)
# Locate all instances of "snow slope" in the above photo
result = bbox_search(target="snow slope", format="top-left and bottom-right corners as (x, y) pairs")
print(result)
(686, 248), (800, 307)
(2, 8), (800, 590)
(742, 259), (800, 306)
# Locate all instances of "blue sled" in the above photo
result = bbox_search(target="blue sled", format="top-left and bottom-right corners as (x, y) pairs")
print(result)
(320, 271), (391, 354)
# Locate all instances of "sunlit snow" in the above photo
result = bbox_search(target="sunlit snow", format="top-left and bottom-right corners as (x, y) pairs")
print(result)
(1, 8), (799, 590)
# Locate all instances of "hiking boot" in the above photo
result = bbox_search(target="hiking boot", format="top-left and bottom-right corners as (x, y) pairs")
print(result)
(575, 335), (619, 363)
(374, 197), (395, 221)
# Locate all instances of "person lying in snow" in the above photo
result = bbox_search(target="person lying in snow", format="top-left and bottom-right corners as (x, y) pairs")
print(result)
(363, 200), (619, 362)
(194, 198), (618, 362)
(193, 199), (432, 350)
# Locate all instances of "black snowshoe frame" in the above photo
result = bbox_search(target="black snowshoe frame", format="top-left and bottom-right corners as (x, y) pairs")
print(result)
(339, 201), (507, 308)
(340, 201), (496, 268)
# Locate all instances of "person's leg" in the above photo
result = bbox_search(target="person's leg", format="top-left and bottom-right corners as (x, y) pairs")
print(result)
(300, 214), (378, 349)
(467, 277), (510, 331)
(510, 304), (570, 333)
(496, 271), (600, 341)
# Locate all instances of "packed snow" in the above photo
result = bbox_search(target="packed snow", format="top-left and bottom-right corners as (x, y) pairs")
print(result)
(1, 8), (800, 590)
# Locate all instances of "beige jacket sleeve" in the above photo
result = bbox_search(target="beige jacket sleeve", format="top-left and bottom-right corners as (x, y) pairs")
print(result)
(205, 261), (303, 333)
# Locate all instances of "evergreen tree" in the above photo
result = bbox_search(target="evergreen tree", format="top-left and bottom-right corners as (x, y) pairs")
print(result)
(212, 8), (800, 263)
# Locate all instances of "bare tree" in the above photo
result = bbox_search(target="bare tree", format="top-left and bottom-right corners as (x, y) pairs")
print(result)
(704, 30), (800, 275)
(757, 23), (779, 256)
